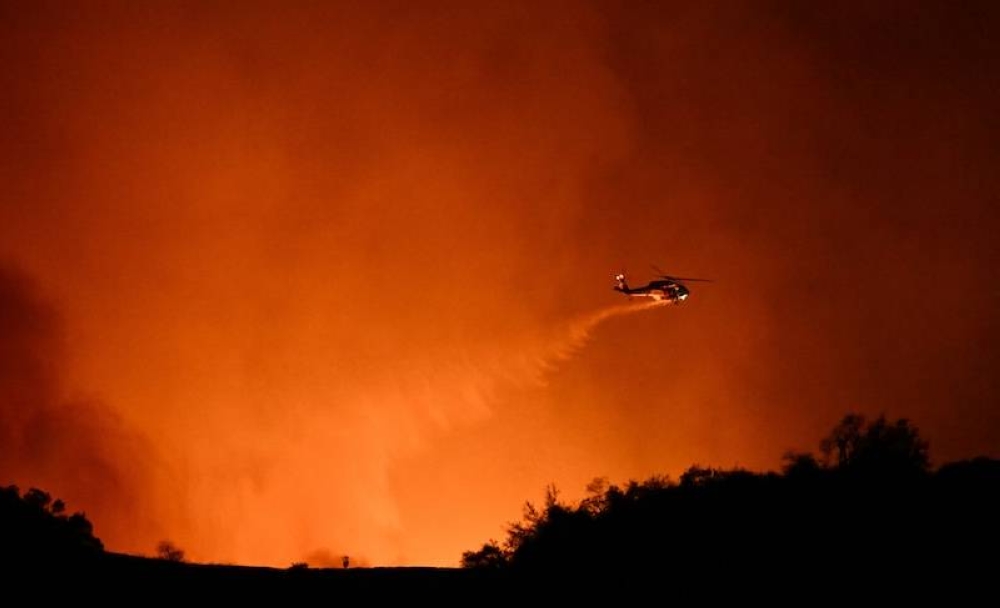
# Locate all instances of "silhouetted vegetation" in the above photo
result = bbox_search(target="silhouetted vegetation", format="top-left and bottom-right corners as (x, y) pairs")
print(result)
(0, 485), (103, 565)
(2, 413), (996, 595)
(156, 540), (186, 562)
(462, 414), (999, 582)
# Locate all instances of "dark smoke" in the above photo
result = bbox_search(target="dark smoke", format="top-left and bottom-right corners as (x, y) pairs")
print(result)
(0, 1), (998, 566)
(0, 262), (161, 551)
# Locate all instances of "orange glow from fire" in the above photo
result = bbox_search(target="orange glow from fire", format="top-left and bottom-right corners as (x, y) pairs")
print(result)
(2, 2), (998, 566)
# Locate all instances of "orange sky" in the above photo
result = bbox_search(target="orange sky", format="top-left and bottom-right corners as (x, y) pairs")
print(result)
(2, 1), (999, 566)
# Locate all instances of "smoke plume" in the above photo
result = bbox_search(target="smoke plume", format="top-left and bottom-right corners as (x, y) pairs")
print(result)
(0, 263), (162, 550)
(1, 1), (998, 566)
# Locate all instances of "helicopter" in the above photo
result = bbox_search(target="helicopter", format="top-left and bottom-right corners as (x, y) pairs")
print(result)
(613, 266), (712, 303)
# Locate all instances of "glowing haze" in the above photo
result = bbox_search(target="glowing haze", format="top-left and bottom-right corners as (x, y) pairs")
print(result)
(1, 2), (998, 566)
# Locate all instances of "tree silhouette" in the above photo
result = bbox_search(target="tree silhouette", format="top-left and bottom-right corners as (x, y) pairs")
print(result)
(0, 485), (103, 564)
(156, 540), (185, 562)
(821, 413), (929, 475)
(462, 413), (996, 581)
(820, 412), (866, 466)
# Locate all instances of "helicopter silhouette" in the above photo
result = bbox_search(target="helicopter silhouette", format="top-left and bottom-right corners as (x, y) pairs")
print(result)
(613, 266), (712, 304)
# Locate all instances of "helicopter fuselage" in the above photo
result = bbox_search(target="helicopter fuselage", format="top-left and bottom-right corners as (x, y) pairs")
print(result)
(614, 280), (689, 303)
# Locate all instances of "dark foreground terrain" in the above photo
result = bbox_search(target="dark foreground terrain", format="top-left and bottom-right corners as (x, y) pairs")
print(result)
(4, 415), (998, 598)
(77, 553), (503, 596)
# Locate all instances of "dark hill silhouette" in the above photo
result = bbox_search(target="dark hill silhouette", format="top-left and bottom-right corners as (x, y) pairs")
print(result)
(2, 413), (997, 597)
(463, 414), (1000, 587)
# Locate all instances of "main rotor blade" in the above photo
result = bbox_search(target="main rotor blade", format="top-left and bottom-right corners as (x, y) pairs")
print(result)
(655, 274), (713, 282)
(651, 265), (712, 282)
